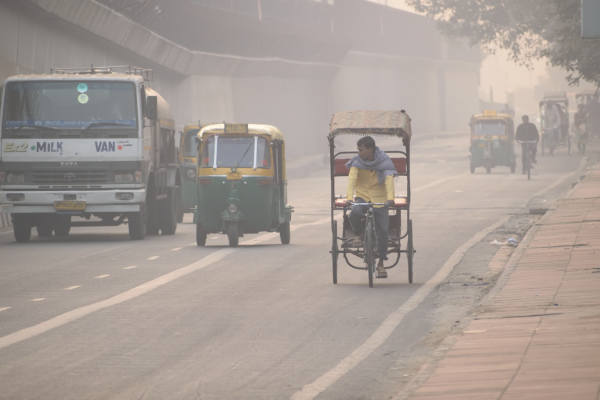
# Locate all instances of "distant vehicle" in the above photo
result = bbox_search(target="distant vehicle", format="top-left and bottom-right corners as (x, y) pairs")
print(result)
(469, 110), (517, 174)
(177, 122), (217, 223)
(539, 91), (571, 156)
(0, 65), (181, 241)
(575, 90), (596, 106)
(195, 123), (293, 247)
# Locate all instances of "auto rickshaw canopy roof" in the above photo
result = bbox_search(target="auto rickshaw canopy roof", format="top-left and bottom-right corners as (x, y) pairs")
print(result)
(197, 123), (285, 141)
(471, 112), (513, 122)
(328, 110), (411, 145)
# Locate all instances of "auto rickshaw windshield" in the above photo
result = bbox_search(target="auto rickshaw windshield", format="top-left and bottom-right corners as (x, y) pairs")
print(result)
(182, 129), (199, 157)
(201, 135), (272, 168)
(474, 121), (506, 136)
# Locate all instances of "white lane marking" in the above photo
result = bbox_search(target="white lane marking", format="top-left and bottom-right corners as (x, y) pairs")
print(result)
(123, 266), (137, 270)
(412, 171), (470, 193)
(291, 158), (591, 400)
(63, 286), (80, 290)
(171, 248), (182, 251)
(0, 218), (334, 351)
(289, 214), (511, 400)
(0, 307), (11, 312)
(30, 298), (45, 302)
(95, 275), (109, 279)
(147, 256), (159, 260)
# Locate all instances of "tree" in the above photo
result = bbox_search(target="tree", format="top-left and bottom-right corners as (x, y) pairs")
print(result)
(406, 0), (600, 90)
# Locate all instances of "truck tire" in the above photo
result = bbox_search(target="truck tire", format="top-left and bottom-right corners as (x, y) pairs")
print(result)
(54, 215), (71, 237)
(176, 187), (184, 223)
(147, 183), (159, 235)
(37, 215), (54, 237)
(196, 223), (207, 246)
(159, 188), (178, 235)
(128, 203), (147, 240)
(13, 216), (31, 243)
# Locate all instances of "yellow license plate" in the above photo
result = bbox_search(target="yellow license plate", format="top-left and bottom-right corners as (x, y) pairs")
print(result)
(227, 171), (242, 180)
(54, 201), (86, 211)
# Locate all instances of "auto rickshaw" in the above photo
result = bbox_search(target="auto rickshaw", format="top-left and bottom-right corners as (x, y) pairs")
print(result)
(329, 110), (416, 287)
(469, 110), (517, 174)
(195, 123), (293, 247)
(177, 122), (216, 222)
(539, 91), (571, 156)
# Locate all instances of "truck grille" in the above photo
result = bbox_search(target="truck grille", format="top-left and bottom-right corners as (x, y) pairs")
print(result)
(32, 170), (108, 185)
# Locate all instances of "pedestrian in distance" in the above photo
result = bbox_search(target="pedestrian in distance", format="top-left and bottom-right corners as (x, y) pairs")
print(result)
(339, 136), (397, 279)
(573, 104), (589, 156)
(543, 101), (562, 142)
(516, 115), (539, 174)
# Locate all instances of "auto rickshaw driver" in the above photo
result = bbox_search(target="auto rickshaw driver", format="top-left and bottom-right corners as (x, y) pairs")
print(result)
(339, 136), (396, 279)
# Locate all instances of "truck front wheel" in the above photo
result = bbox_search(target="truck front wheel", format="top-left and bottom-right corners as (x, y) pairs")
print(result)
(159, 187), (178, 235)
(128, 203), (147, 240)
(13, 216), (32, 243)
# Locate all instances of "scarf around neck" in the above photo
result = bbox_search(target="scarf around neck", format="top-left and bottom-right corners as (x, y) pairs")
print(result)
(345, 146), (398, 185)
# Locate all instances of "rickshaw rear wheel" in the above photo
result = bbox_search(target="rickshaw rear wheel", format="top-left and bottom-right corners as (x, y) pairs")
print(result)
(227, 222), (239, 247)
(128, 203), (147, 240)
(407, 219), (414, 284)
(196, 223), (207, 246)
(280, 222), (290, 244)
(331, 220), (338, 284)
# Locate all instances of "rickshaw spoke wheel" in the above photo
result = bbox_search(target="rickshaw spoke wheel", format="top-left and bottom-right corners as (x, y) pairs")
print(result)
(365, 219), (375, 288)
(331, 220), (338, 284)
(196, 222), (207, 246)
(227, 222), (239, 247)
(407, 219), (414, 284)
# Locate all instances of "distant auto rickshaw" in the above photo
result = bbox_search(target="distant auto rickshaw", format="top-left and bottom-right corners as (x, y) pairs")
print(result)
(539, 91), (571, 156)
(469, 110), (517, 174)
(329, 110), (416, 287)
(177, 122), (216, 222)
(195, 123), (293, 247)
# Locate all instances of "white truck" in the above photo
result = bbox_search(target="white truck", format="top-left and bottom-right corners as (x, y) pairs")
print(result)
(0, 66), (181, 241)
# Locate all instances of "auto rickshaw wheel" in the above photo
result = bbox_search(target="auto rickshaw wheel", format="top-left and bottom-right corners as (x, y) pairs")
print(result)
(485, 165), (491, 174)
(196, 223), (207, 246)
(470, 163), (475, 174)
(331, 220), (338, 284)
(510, 161), (516, 173)
(407, 219), (414, 284)
(280, 222), (290, 245)
(128, 203), (147, 240)
(227, 222), (239, 247)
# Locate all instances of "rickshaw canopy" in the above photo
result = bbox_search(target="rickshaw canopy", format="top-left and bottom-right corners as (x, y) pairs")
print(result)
(328, 110), (412, 145)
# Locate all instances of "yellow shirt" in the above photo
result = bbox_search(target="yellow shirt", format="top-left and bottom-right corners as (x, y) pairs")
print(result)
(346, 167), (394, 206)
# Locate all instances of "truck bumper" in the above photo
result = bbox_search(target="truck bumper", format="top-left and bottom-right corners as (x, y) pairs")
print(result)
(0, 189), (144, 214)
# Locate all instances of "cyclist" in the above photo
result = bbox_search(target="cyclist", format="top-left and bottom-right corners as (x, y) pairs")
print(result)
(516, 115), (539, 174)
(340, 136), (397, 279)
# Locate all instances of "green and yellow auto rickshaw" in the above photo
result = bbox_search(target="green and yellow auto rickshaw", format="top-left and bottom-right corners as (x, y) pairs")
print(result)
(195, 123), (293, 247)
(177, 122), (216, 222)
(469, 110), (517, 174)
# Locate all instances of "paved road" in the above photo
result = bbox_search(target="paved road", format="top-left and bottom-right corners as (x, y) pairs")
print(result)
(0, 134), (592, 400)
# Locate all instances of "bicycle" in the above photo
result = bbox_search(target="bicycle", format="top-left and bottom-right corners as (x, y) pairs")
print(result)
(518, 140), (537, 180)
(350, 202), (387, 287)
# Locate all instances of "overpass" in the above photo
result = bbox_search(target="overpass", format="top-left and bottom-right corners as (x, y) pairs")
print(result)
(0, 0), (480, 157)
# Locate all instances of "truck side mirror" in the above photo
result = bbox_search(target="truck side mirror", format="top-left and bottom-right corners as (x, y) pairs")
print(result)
(146, 96), (158, 120)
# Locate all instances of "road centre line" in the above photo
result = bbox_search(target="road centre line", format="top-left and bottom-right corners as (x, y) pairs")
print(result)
(94, 275), (110, 279)
(0, 217), (333, 351)
(63, 286), (80, 290)
(147, 256), (159, 260)
(123, 266), (137, 270)
(171, 248), (182, 251)
(290, 158), (590, 400)
(0, 307), (11, 312)
(29, 299), (45, 302)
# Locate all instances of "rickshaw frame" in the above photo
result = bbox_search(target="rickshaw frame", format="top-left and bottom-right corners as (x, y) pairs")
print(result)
(328, 110), (415, 286)
(539, 92), (571, 156)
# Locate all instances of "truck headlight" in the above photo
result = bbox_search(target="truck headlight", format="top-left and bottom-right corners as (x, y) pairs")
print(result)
(7, 193), (25, 201)
(7, 173), (25, 183)
(115, 172), (134, 182)
(186, 169), (196, 179)
(227, 203), (238, 214)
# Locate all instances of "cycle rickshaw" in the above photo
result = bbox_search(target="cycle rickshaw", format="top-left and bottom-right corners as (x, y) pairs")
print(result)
(328, 110), (416, 287)
(539, 91), (571, 156)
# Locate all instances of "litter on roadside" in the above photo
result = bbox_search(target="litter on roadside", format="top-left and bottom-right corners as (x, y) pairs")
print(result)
(508, 238), (518, 246)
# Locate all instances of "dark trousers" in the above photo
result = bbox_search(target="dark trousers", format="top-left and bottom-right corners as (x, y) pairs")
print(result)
(521, 143), (537, 170)
(349, 197), (389, 260)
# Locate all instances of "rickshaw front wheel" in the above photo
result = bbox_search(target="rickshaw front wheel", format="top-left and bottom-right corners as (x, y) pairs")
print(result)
(331, 220), (338, 284)
(227, 222), (239, 247)
(280, 222), (290, 245)
(196, 223), (207, 246)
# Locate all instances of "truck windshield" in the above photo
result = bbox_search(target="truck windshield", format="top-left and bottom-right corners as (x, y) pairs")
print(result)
(201, 136), (271, 169)
(474, 122), (506, 137)
(2, 81), (137, 132)
(182, 129), (199, 157)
